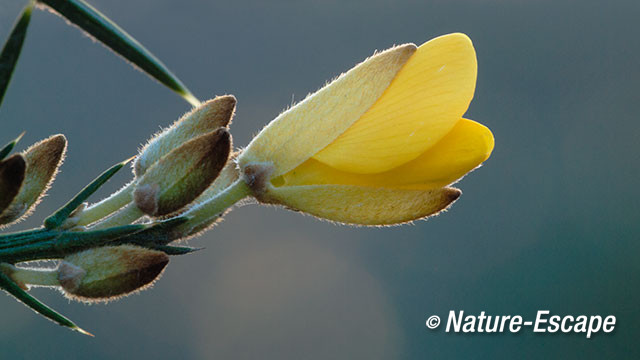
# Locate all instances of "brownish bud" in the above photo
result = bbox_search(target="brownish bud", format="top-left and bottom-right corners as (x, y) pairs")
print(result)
(58, 245), (169, 302)
(0, 154), (26, 217)
(134, 95), (236, 177)
(0, 135), (66, 225)
(133, 128), (231, 217)
(194, 152), (240, 203)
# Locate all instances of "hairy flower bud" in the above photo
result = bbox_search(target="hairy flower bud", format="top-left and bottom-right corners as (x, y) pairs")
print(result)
(194, 153), (240, 203)
(58, 245), (169, 302)
(0, 154), (26, 218)
(134, 128), (231, 217)
(134, 95), (236, 177)
(237, 34), (491, 225)
(0, 135), (66, 225)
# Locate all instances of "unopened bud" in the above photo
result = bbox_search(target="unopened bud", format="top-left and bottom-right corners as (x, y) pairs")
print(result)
(176, 157), (242, 237)
(58, 245), (169, 302)
(134, 95), (236, 177)
(194, 153), (240, 203)
(0, 135), (66, 225)
(134, 129), (231, 217)
(0, 154), (26, 219)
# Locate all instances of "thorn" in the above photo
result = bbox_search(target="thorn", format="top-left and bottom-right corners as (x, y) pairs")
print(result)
(157, 216), (189, 227)
(73, 326), (95, 337)
(121, 155), (137, 166)
(15, 131), (26, 143)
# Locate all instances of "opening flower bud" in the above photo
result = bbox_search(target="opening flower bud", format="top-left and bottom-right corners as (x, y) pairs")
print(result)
(58, 245), (169, 302)
(134, 95), (236, 177)
(238, 33), (493, 225)
(0, 135), (66, 225)
(134, 128), (231, 217)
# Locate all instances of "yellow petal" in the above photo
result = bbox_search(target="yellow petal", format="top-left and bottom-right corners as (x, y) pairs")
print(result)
(278, 118), (493, 190)
(381, 118), (494, 188)
(262, 184), (461, 226)
(238, 44), (417, 177)
(313, 33), (477, 173)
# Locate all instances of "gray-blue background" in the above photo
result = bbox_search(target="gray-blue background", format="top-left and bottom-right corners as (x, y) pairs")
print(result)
(1, 0), (638, 358)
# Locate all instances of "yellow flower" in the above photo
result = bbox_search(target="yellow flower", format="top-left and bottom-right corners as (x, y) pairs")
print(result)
(238, 33), (494, 225)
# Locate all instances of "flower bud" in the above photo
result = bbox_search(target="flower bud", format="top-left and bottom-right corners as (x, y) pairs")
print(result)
(194, 153), (240, 203)
(0, 154), (26, 218)
(236, 34), (489, 225)
(134, 128), (231, 217)
(0, 135), (66, 225)
(134, 95), (236, 177)
(58, 245), (169, 302)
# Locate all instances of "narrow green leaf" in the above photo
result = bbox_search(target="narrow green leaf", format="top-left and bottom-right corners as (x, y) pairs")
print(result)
(0, 227), (47, 244)
(44, 156), (132, 229)
(0, 3), (33, 108)
(0, 224), (148, 263)
(38, 0), (200, 106)
(60, 223), (148, 245)
(0, 228), (52, 249)
(0, 270), (93, 336)
(152, 216), (190, 229)
(113, 216), (189, 246)
(0, 132), (25, 161)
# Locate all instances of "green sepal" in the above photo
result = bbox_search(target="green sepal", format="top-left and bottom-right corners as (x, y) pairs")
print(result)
(44, 157), (131, 229)
(0, 270), (92, 336)
(0, 3), (33, 108)
(37, 0), (199, 106)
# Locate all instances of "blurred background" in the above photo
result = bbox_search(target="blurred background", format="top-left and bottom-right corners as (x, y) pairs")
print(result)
(1, 0), (639, 358)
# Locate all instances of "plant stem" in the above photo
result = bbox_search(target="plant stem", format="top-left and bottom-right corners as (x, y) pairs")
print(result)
(75, 182), (134, 226)
(0, 179), (251, 265)
(178, 178), (250, 235)
(90, 202), (143, 230)
(2, 264), (60, 287)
